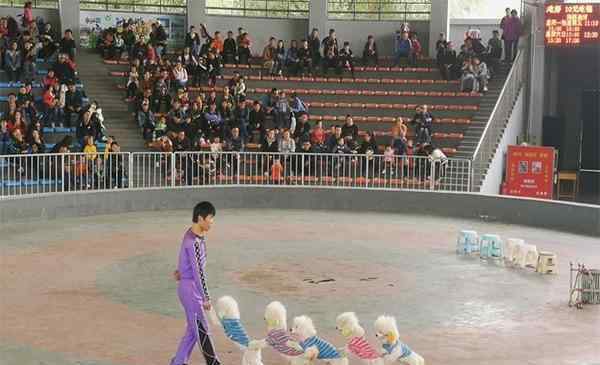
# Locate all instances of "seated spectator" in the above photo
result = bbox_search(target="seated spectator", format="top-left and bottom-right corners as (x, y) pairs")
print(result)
(137, 100), (156, 141)
(282, 41), (298, 75)
(65, 81), (84, 127)
(322, 28), (339, 57)
(297, 39), (313, 76)
(393, 31), (411, 66)
(126, 66), (139, 101)
(278, 129), (296, 154)
(11, 111), (27, 136)
(358, 131), (378, 155)
(310, 120), (326, 148)
(44, 92), (65, 128)
(322, 46), (338, 76)
(60, 29), (76, 61)
(341, 115), (359, 141)
(326, 125), (343, 152)
(204, 103), (224, 138)
(472, 56), (490, 92)
(410, 105), (433, 145)
(172, 61), (188, 88)
(7, 128), (29, 154)
(173, 130), (191, 152)
(460, 57), (478, 92)
(337, 41), (355, 77)
(248, 101), (265, 143)
(154, 116), (168, 139)
(234, 76), (246, 102)
(110, 32), (124, 60)
(293, 113), (311, 142)
(261, 128), (279, 154)
(290, 92), (308, 117)
(77, 110), (98, 145)
(362, 35), (378, 66)
(38, 23), (58, 60)
(17, 83), (35, 106)
(42, 69), (59, 89)
(225, 127), (244, 152)
(52, 53), (76, 83)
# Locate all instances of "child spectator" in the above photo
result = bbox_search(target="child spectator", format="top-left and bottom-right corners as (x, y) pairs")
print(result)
(338, 41), (355, 77)
(410, 33), (422, 65)
(472, 56), (490, 92)
(234, 76), (246, 102)
(341, 115), (359, 141)
(172, 61), (189, 88)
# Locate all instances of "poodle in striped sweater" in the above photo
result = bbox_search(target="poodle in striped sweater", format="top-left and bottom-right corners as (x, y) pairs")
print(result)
(373, 315), (424, 365)
(335, 312), (384, 365)
(210, 296), (266, 365)
(291, 315), (349, 365)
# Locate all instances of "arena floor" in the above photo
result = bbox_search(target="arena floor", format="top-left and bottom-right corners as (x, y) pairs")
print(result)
(1, 209), (599, 365)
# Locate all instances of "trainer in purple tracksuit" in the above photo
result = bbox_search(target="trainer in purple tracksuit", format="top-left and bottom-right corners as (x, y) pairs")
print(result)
(171, 202), (221, 365)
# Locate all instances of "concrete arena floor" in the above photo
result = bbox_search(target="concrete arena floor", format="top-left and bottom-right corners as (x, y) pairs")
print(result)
(0, 209), (599, 365)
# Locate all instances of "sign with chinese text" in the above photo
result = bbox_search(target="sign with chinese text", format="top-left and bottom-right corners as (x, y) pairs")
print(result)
(504, 145), (556, 199)
(545, 3), (600, 46)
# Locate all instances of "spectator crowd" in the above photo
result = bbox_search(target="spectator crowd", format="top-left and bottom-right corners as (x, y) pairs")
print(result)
(95, 18), (444, 180)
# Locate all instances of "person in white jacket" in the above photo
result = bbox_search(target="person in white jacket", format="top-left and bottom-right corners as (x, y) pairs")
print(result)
(173, 61), (189, 88)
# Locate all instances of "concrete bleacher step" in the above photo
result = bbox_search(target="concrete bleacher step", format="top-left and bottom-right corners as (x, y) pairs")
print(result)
(76, 50), (146, 151)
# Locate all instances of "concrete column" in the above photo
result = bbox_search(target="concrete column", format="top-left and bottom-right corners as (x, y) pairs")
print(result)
(527, 2), (546, 144)
(187, 0), (206, 29)
(429, 0), (449, 56)
(59, 0), (80, 46)
(309, 0), (328, 38)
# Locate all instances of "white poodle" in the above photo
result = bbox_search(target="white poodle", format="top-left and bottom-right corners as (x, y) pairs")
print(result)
(262, 301), (311, 365)
(373, 315), (424, 365)
(335, 312), (384, 365)
(211, 296), (266, 365)
(291, 315), (349, 365)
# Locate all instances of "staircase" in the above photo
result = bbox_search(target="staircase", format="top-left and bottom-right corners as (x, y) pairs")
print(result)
(453, 63), (510, 160)
(76, 50), (146, 151)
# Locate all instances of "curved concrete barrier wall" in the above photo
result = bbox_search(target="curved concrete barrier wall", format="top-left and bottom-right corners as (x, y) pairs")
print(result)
(1, 188), (599, 236)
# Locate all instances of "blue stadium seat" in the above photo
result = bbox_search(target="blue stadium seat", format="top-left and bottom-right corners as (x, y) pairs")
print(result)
(43, 127), (55, 133)
(3, 180), (21, 187)
(45, 143), (56, 150)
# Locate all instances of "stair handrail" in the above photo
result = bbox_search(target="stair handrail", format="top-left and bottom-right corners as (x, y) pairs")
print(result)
(471, 35), (531, 190)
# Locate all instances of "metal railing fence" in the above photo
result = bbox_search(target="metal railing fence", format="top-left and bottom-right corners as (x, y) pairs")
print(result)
(1, 151), (471, 198)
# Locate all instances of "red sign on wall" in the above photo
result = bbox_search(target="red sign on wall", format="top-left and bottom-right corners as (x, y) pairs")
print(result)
(504, 145), (556, 199)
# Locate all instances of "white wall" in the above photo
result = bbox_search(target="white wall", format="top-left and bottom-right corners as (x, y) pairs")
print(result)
(449, 18), (500, 48)
(480, 90), (525, 194)
(0, 6), (60, 30)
